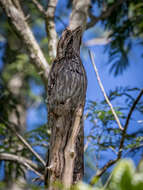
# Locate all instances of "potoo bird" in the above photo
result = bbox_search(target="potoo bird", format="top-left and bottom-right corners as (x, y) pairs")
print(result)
(46, 26), (87, 186)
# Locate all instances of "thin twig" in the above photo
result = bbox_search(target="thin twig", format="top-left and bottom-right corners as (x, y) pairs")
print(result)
(31, 0), (66, 27)
(124, 89), (143, 130)
(124, 143), (143, 157)
(89, 50), (123, 130)
(45, 0), (58, 59)
(24, 162), (42, 177)
(103, 171), (113, 189)
(118, 89), (143, 158)
(90, 159), (118, 185)
(31, 0), (47, 17)
(0, 118), (46, 166)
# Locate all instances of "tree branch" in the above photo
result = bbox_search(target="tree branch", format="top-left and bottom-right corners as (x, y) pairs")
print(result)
(124, 143), (143, 157)
(69, 0), (90, 30)
(90, 158), (118, 185)
(87, 0), (125, 29)
(0, 0), (50, 80)
(0, 118), (46, 166)
(31, 0), (47, 17)
(0, 153), (42, 177)
(30, 0), (58, 60)
(118, 89), (143, 158)
(89, 50), (123, 130)
(45, 0), (58, 60)
(63, 106), (83, 188)
(31, 0), (66, 27)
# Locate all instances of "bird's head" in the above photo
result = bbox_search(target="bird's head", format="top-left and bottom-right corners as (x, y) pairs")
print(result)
(57, 26), (82, 59)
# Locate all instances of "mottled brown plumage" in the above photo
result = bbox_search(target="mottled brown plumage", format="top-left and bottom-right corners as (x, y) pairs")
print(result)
(47, 27), (87, 113)
(46, 26), (87, 186)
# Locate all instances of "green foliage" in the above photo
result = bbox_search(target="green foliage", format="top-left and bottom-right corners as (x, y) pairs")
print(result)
(76, 159), (143, 190)
(42, 159), (143, 190)
(85, 87), (143, 174)
(94, 0), (143, 75)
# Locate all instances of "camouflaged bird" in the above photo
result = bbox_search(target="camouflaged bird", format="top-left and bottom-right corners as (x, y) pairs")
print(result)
(46, 26), (87, 186)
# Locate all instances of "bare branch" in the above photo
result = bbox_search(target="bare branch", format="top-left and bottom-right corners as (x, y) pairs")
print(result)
(124, 143), (143, 157)
(118, 89), (143, 158)
(90, 159), (118, 185)
(30, 0), (58, 60)
(45, 0), (58, 60)
(85, 37), (111, 46)
(89, 50), (123, 130)
(0, 118), (46, 166)
(87, 0), (125, 29)
(31, 0), (47, 16)
(124, 89), (143, 131)
(0, 0), (50, 79)
(0, 153), (42, 177)
(31, 0), (66, 27)
(69, 0), (90, 30)
(63, 106), (83, 188)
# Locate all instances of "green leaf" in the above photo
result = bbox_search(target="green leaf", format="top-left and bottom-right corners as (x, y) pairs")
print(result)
(107, 0), (114, 4)
(90, 176), (100, 186)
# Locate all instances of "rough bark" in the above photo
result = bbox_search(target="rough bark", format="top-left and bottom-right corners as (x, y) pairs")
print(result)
(69, 0), (90, 30)
(69, 0), (90, 185)
(45, 27), (87, 189)
(45, 0), (58, 60)
(45, 0), (90, 188)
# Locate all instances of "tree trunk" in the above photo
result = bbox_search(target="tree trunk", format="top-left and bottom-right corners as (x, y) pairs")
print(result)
(45, 27), (87, 189)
